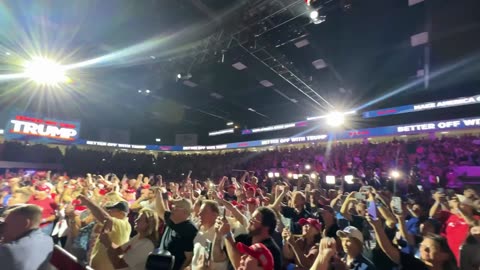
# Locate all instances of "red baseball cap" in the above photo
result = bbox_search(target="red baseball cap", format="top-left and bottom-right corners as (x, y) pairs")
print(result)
(236, 242), (274, 270)
(142, 184), (151, 189)
(226, 184), (236, 190)
(125, 187), (136, 194)
(245, 197), (258, 205)
(298, 218), (322, 232)
(35, 184), (51, 193)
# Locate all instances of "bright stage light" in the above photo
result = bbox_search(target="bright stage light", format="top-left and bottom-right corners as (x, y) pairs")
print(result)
(326, 175), (336, 185)
(326, 112), (345, 127)
(304, 164), (311, 170)
(287, 172), (293, 179)
(310, 173), (317, 179)
(344, 175), (354, 184)
(293, 174), (299, 180)
(390, 170), (400, 179)
(274, 172), (280, 178)
(24, 57), (67, 85)
(310, 10), (319, 19)
(268, 172), (274, 178)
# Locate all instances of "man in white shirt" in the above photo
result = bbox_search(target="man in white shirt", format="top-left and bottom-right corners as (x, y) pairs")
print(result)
(191, 200), (227, 270)
(130, 187), (156, 211)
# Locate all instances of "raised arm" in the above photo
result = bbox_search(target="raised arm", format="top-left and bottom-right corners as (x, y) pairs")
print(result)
(271, 186), (289, 210)
(365, 213), (400, 264)
(215, 218), (241, 268)
(155, 189), (167, 220)
(429, 192), (449, 218)
(340, 192), (356, 221)
(215, 194), (248, 227)
(77, 194), (112, 226)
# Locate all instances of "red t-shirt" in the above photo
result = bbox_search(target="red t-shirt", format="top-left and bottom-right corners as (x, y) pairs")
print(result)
(438, 210), (480, 264)
(27, 196), (57, 227)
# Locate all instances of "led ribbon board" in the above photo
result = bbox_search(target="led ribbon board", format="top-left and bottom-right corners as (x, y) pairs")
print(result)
(5, 115), (81, 144)
(362, 94), (480, 118)
(241, 121), (308, 135)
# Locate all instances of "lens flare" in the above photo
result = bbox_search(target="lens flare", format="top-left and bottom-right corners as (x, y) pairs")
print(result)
(24, 57), (68, 85)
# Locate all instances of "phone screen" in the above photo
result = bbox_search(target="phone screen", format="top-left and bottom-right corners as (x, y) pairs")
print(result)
(367, 201), (377, 220)
(392, 196), (402, 214)
(417, 185), (423, 191)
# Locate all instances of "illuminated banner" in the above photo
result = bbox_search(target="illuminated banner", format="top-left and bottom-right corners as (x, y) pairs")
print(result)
(85, 141), (147, 150)
(208, 128), (234, 136)
(242, 121), (308, 135)
(336, 117), (480, 140)
(5, 115), (81, 144)
(182, 134), (328, 151)
(362, 94), (480, 118)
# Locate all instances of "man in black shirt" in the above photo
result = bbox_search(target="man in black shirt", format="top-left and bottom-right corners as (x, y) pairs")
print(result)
(223, 185), (237, 202)
(156, 192), (198, 270)
(215, 206), (282, 270)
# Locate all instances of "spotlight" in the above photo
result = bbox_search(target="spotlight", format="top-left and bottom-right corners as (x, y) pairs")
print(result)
(344, 175), (354, 184)
(304, 164), (311, 170)
(310, 10), (319, 19)
(155, 138), (161, 142)
(390, 170), (400, 179)
(268, 172), (274, 179)
(24, 57), (68, 85)
(293, 174), (299, 180)
(274, 172), (280, 178)
(145, 89), (151, 94)
(326, 175), (336, 185)
(226, 122), (234, 126)
(177, 73), (192, 80)
(310, 173), (317, 179)
(287, 172), (293, 179)
(326, 112), (345, 127)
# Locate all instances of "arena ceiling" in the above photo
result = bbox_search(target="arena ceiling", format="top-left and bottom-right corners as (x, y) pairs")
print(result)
(0, 0), (479, 144)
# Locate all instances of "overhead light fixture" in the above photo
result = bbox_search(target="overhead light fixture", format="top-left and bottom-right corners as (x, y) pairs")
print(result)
(232, 62), (247, 70)
(312, 59), (327, 70)
(183, 80), (198, 87)
(247, 108), (255, 112)
(210, 92), (223, 99)
(176, 73), (192, 80)
(155, 138), (161, 142)
(310, 10), (319, 19)
(145, 89), (151, 94)
(259, 80), (274, 87)
(294, 39), (310, 48)
(226, 122), (234, 126)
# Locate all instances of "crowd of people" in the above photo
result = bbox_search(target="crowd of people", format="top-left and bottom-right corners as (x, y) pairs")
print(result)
(0, 135), (480, 270)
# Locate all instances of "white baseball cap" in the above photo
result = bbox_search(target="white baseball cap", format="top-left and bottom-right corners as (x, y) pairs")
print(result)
(337, 226), (364, 243)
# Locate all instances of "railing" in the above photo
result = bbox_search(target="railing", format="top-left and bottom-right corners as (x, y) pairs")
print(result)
(49, 245), (93, 270)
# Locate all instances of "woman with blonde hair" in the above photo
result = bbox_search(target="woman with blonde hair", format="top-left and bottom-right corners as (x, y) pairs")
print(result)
(100, 208), (160, 270)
